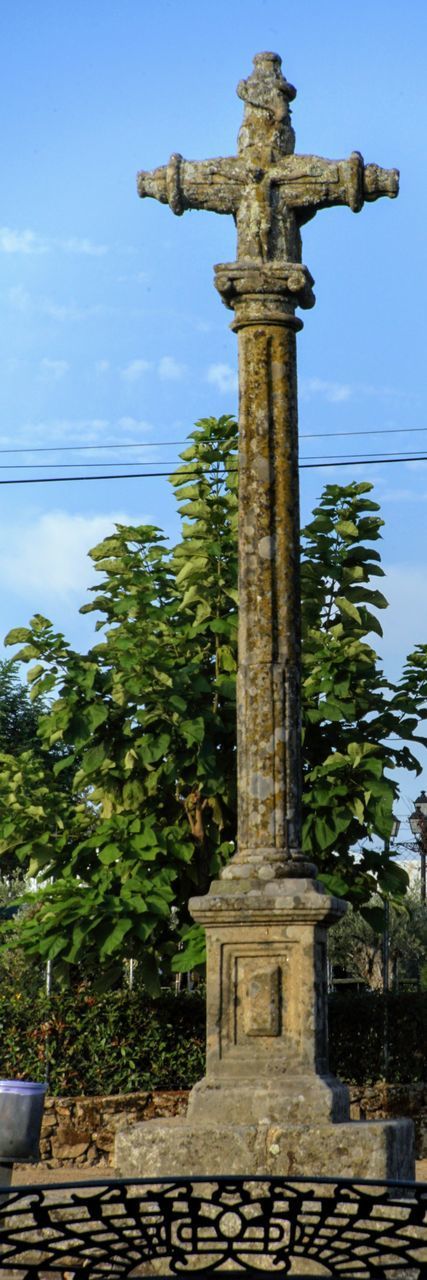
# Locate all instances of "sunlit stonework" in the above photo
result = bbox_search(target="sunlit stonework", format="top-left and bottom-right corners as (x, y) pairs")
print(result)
(117, 53), (413, 1182)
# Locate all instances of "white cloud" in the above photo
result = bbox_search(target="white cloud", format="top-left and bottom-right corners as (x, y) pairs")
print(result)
(8, 285), (32, 312)
(381, 487), (427, 504)
(58, 237), (107, 256)
(403, 459), (427, 473)
(95, 360), (110, 375)
(121, 356), (186, 383)
(121, 359), (152, 383)
(0, 418), (109, 450)
(0, 417), (153, 451)
(117, 417), (153, 434)
(38, 358), (70, 382)
(195, 319), (214, 334)
(158, 355), (186, 381)
(0, 227), (48, 254)
(301, 377), (414, 405)
(8, 285), (110, 322)
(0, 227), (107, 255)
(302, 377), (352, 403)
(117, 270), (149, 284)
(206, 363), (238, 393)
(0, 511), (144, 599)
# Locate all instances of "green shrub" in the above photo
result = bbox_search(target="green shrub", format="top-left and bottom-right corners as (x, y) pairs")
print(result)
(0, 986), (426, 1095)
(0, 987), (205, 1095)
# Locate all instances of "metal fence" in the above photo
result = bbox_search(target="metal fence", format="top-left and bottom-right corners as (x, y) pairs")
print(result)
(0, 1174), (425, 1278)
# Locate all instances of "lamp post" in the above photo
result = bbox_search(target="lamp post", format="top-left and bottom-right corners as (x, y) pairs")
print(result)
(409, 790), (427, 903)
(382, 817), (400, 1081)
(383, 816), (401, 998)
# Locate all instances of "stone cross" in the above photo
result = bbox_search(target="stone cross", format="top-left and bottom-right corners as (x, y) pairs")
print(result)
(116, 52), (412, 1181)
(138, 51), (398, 882)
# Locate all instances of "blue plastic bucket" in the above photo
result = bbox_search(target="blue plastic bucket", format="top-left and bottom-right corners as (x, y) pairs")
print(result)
(0, 1080), (47, 1160)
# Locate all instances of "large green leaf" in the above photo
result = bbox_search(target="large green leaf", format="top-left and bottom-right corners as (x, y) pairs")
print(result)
(81, 743), (107, 774)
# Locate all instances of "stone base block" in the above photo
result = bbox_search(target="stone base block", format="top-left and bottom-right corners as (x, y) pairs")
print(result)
(116, 1114), (414, 1181)
(187, 1075), (350, 1125)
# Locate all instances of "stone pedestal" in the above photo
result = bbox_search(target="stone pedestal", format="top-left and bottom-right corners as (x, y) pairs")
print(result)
(116, 1114), (413, 1181)
(116, 877), (414, 1180)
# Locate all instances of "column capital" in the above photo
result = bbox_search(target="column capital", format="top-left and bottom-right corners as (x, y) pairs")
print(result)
(214, 260), (315, 330)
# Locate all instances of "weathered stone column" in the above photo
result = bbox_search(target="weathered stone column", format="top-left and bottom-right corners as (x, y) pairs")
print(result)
(215, 262), (315, 880)
(116, 51), (414, 1182)
(183, 263), (351, 1138)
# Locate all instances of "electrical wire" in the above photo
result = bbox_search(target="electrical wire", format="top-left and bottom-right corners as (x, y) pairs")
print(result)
(0, 440), (189, 455)
(0, 424), (427, 457)
(300, 454), (427, 464)
(0, 454), (426, 485)
(301, 426), (427, 440)
(0, 470), (219, 486)
(0, 465), (184, 476)
(0, 447), (426, 470)
(300, 454), (427, 470)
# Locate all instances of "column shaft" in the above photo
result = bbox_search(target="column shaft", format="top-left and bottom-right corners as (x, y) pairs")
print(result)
(237, 322), (301, 859)
(215, 260), (315, 877)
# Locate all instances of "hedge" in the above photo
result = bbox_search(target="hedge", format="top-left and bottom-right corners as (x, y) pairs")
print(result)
(0, 988), (206, 1095)
(0, 987), (425, 1095)
(329, 991), (427, 1085)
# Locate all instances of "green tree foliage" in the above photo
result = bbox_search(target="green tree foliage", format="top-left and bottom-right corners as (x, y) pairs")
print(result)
(0, 416), (425, 986)
(0, 659), (44, 755)
(329, 890), (427, 991)
(0, 418), (238, 990)
(0, 658), (75, 885)
(301, 483), (424, 904)
(398, 643), (427, 727)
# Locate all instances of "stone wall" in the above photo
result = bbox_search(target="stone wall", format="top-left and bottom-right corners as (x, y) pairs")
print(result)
(39, 1090), (189, 1168)
(29, 1084), (427, 1169)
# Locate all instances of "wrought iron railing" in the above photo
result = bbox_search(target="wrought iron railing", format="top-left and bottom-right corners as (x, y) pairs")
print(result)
(0, 1174), (425, 1278)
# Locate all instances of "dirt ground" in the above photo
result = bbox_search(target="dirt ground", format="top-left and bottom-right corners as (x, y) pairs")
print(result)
(9, 1159), (427, 1184)
(11, 1162), (112, 1184)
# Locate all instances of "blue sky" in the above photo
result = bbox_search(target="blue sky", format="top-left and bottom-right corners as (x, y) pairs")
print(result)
(1, 0), (427, 843)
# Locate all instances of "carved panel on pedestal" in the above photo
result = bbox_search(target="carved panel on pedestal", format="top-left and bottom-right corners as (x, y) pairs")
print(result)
(218, 941), (301, 1068)
(240, 960), (281, 1036)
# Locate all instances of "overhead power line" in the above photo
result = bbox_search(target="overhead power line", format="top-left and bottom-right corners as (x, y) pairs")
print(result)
(300, 454), (427, 470)
(0, 469), (228, 486)
(300, 453), (427, 468)
(0, 446), (427, 472)
(0, 440), (189, 456)
(0, 453), (427, 486)
(302, 426), (427, 440)
(0, 424), (427, 457)
(0, 460), (183, 470)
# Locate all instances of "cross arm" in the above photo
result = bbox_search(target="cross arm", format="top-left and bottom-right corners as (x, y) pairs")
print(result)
(137, 152), (242, 217)
(271, 150), (399, 220)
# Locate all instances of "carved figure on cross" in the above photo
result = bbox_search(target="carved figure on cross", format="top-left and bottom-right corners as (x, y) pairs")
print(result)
(137, 51), (398, 265)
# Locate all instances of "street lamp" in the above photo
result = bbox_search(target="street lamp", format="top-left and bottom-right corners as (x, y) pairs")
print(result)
(382, 816), (401, 1080)
(390, 816), (401, 841)
(409, 790), (427, 903)
(383, 816), (401, 997)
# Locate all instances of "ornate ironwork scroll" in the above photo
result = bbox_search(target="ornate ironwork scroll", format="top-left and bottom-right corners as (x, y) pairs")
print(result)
(0, 1175), (425, 1278)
